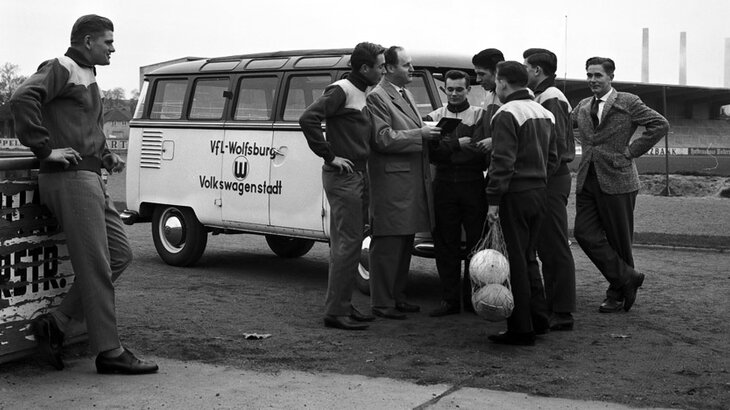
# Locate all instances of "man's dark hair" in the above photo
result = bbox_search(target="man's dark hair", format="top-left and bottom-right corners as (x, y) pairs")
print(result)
(444, 69), (469, 84)
(472, 48), (504, 71)
(523, 48), (557, 76)
(384, 46), (403, 66)
(585, 56), (616, 76)
(496, 61), (528, 87)
(351, 42), (385, 71)
(70, 14), (114, 46)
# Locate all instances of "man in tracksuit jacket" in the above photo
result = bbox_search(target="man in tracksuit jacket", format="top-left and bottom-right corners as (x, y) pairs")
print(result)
(523, 48), (577, 331)
(425, 69), (488, 317)
(299, 42), (385, 331)
(485, 61), (558, 346)
(11, 15), (158, 374)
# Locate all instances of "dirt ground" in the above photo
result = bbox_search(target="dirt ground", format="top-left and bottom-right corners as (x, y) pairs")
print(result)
(3, 171), (728, 410)
(638, 174), (730, 197)
(5, 227), (725, 410)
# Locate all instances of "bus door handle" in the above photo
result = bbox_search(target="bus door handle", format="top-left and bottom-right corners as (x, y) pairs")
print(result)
(271, 147), (285, 157)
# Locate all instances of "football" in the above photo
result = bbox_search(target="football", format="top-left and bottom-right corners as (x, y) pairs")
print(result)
(472, 283), (514, 322)
(469, 249), (510, 287)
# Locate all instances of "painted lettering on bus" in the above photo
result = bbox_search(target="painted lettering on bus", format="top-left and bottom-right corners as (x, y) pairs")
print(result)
(209, 140), (276, 159)
(198, 175), (283, 196)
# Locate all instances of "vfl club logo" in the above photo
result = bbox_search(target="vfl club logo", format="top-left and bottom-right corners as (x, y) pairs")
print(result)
(233, 156), (249, 180)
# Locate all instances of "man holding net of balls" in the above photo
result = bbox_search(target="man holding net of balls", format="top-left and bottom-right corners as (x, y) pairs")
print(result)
(484, 61), (558, 346)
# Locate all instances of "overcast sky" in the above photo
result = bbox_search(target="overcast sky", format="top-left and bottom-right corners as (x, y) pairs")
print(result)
(3, 0), (730, 96)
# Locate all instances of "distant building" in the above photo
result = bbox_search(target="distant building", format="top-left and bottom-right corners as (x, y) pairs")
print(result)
(103, 108), (132, 140)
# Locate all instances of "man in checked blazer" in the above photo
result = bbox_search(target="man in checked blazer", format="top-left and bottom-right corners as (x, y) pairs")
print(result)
(573, 57), (669, 314)
(366, 46), (440, 320)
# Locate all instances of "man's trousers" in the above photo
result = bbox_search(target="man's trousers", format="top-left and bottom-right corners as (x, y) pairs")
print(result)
(432, 179), (487, 307)
(322, 169), (367, 317)
(574, 168), (638, 301)
(499, 189), (550, 334)
(369, 235), (414, 309)
(39, 171), (132, 353)
(536, 172), (576, 313)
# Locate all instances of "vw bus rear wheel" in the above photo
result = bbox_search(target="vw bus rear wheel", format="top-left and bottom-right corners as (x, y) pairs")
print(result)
(265, 235), (314, 258)
(152, 206), (208, 266)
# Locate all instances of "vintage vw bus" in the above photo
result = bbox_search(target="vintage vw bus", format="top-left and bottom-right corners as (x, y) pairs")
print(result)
(123, 48), (479, 290)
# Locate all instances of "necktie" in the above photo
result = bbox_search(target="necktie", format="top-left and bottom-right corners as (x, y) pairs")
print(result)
(400, 88), (414, 111)
(590, 97), (600, 130)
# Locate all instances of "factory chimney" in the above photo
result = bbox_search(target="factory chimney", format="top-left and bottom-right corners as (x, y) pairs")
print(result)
(679, 32), (687, 85)
(641, 28), (649, 82)
(725, 38), (730, 88)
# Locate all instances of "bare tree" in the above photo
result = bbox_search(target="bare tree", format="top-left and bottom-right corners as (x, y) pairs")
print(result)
(0, 62), (27, 105)
(102, 87), (126, 110)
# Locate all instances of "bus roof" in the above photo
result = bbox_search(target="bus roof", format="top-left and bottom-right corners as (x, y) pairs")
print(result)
(144, 48), (474, 76)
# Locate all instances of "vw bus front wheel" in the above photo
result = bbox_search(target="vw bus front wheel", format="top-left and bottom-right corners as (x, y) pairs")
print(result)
(152, 205), (208, 266)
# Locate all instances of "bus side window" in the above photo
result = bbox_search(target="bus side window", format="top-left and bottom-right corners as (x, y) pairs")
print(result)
(282, 75), (331, 122)
(149, 79), (188, 120)
(407, 73), (435, 119)
(234, 76), (278, 121)
(189, 78), (229, 120)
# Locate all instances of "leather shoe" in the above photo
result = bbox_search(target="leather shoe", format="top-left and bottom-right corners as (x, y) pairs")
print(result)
(324, 315), (369, 330)
(395, 301), (420, 313)
(350, 306), (375, 322)
(429, 301), (460, 317)
(372, 307), (406, 320)
(30, 313), (65, 370)
(598, 298), (625, 313)
(549, 312), (574, 331)
(623, 271), (645, 312)
(96, 348), (159, 374)
(488, 331), (536, 346)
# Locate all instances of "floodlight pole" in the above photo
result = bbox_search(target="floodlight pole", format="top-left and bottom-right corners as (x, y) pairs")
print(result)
(660, 86), (671, 196)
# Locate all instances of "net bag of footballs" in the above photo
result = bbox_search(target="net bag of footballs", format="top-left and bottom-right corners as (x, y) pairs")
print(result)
(469, 217), (513, 321)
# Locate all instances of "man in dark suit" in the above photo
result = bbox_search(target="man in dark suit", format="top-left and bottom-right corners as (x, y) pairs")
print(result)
(366, 46), (440, 319)
(573, 57), (669, 313)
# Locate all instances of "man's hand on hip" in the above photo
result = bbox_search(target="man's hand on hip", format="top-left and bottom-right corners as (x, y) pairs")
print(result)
(44, 148), (81, 168)
(103, 152), (126, 173)
(328, 156), (354, 174)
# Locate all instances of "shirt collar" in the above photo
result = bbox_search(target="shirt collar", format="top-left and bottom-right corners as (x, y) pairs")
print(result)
(534, 75), (556, 95)
(596, 88), (615, 102)
(503, 88), (534, 104)
(64, 47), (95, 69)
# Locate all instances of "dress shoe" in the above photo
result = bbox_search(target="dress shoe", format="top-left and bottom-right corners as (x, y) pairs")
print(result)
(30, 313), (65, 370)
(549, 312), (575, 331)
(350, 306), (375, 322)
(622, 271), (645, 312)
(395, 301), (420, 313)
(96, 348), (159, 375)
(488, 331), (536, 346)
(372, 307), (406, 320)
(429, 301), (460, 317)
(598, 298), (625, 313)
(324, 315), (369, 330)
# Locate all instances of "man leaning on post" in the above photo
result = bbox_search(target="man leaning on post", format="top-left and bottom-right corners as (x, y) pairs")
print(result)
(572, 57), (669, 314)
(11, 14), (158, 374)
